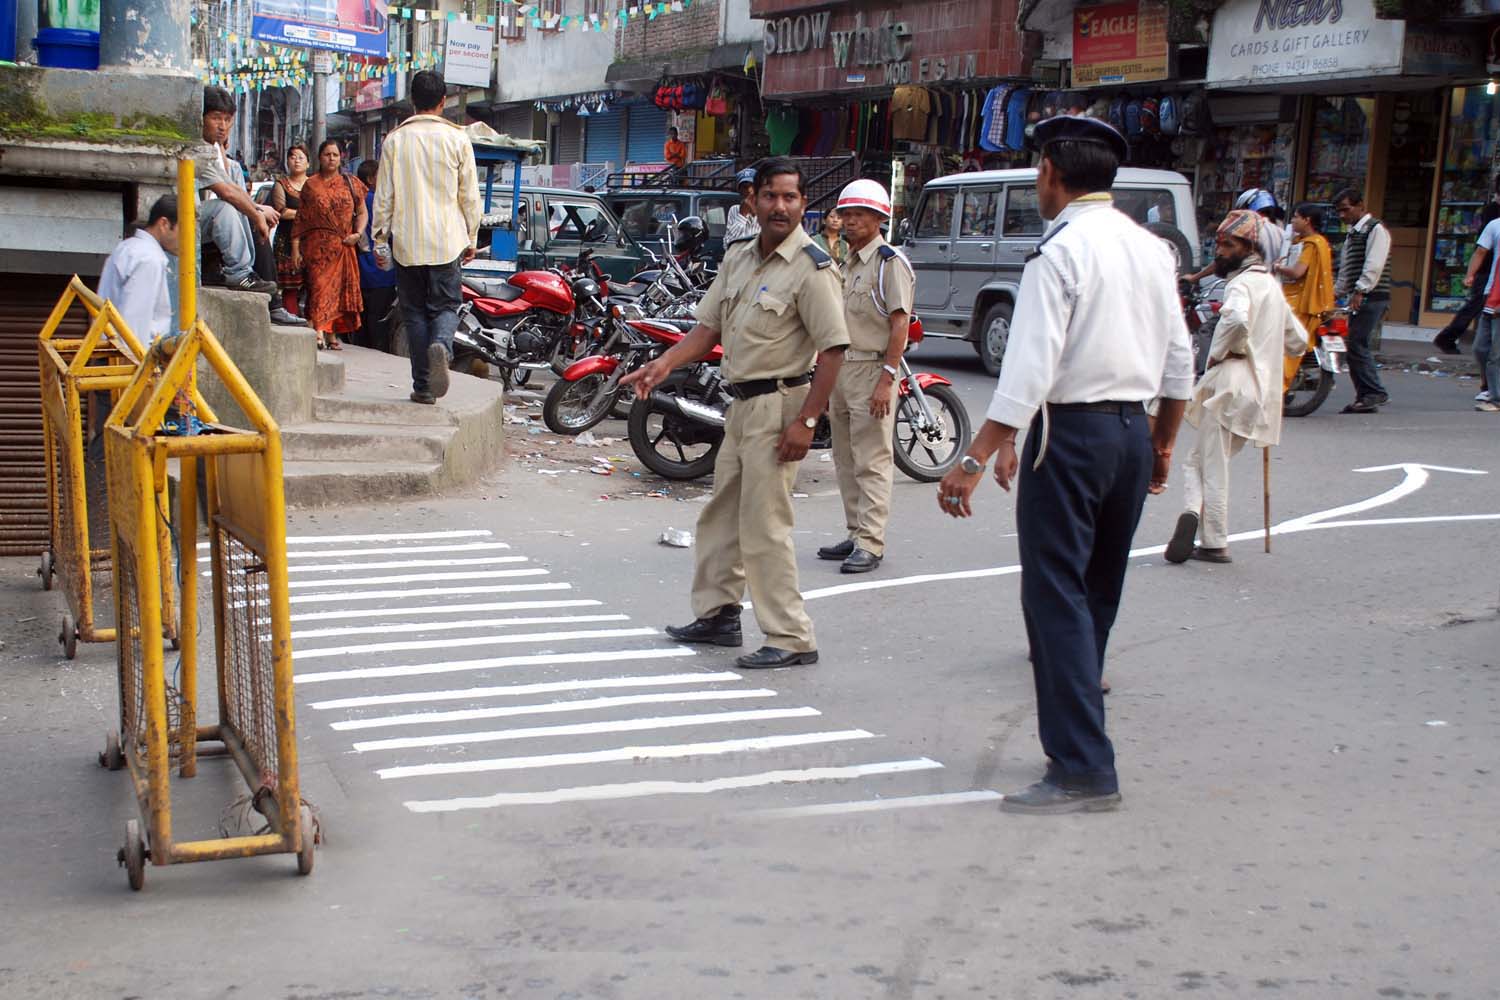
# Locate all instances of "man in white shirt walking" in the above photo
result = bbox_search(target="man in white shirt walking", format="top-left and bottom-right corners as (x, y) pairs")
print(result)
(98, 195), (179, 343)
(372, 71), (482, 405)
(1333, 188), (1392, 414)
(936, 116), (1194, 814)
(1165, 210), (1307, 565)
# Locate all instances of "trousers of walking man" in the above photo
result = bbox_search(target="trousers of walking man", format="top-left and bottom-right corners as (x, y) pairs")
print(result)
(371, 69), (482, 405)
(1166, 210), (1308, 565)
(936, 115), (1193, 815)
(620, 159), (848, 670)
(818, 179), (914, 575)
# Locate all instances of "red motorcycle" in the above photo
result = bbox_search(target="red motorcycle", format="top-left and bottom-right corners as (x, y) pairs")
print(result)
(627, 315), (971, 482)
(541, 312), (699, 434)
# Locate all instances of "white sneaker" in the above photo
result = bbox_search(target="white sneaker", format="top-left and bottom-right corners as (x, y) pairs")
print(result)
(1476, 389), (1492, 402)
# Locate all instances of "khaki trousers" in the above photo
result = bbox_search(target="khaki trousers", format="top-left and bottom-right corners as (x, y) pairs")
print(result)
(1182, 419), (1248, 549)
(690, 385), (815, 652)
(828, 361), (897, 556)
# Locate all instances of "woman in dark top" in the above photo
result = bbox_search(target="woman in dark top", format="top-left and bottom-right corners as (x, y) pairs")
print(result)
(269, 144), (309, 318)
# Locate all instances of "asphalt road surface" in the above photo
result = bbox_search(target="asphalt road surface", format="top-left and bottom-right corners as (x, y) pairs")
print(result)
(2, 340), (1497, 999)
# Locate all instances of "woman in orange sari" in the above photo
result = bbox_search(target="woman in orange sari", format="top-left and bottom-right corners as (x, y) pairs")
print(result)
(292, 141), (367, 350)
(1274, 202), (1334, 392)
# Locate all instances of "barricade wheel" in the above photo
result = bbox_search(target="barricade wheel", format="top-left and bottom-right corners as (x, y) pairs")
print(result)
(295, 805), (316, 876)
(60, 613), (77, 660)
(120, 820), (145, 891)
(99, 729), (125, 770)
(38, 552), (54, 591)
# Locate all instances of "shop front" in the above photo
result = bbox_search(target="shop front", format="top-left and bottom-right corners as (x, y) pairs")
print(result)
(752, 0), (1034, 218)
(1206, 0), (1492, 326)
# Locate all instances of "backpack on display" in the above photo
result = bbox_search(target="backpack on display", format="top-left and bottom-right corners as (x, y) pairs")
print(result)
(1108, 98), (1125, 131)
(1159, 95), (1180, 135)
(1124, 99), (1143, 137)
(1140, 97), (1160, 135)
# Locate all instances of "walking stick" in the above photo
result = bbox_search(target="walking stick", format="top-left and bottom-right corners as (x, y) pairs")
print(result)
(1263, 446), (1272, 554)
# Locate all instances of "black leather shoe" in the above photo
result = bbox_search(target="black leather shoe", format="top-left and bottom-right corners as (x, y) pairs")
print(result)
(1433, 335), (1461, 356)
(1340, 399), (1378, 414)
(1000, 780), (1121, 815)
(1164, 511), (1198, 564)
(665, 605), (742, 647)
(1190, 546), (1232, 563)
(735, 646), (818, 669)
(817, 539), (855, 561)
(410, 391), (435, 405)
(840, 547), (882, 574)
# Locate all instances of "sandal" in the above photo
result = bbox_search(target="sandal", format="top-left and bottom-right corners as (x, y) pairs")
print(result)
(328, 335), (343, 351)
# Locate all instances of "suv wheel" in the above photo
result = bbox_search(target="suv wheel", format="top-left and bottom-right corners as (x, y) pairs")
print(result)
(974, 301), (1012, 377)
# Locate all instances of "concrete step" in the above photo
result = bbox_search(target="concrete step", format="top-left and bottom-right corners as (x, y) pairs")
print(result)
(316, 352), (346, 394)
(281, 422), (454, 465)
(280, 459), (441, 507)
(312, 392), (459, 427)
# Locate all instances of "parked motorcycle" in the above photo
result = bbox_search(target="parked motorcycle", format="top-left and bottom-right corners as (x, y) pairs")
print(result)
(627, 315), (971, 483)
(1283, 308), (1348, 417)
(1183, 275), (1226, 377)
(541, 311), (693, 434)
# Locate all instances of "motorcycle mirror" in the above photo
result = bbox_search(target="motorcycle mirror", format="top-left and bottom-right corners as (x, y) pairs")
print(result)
(896, 218), (911, 242)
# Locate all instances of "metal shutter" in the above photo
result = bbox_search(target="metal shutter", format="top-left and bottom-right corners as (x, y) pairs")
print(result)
(583, 108), (624, 165)
(498, 104), (534, 139)
(0, 274), (87, 555)
(556, 115), (582, 164)
(626, 104), (671, 164)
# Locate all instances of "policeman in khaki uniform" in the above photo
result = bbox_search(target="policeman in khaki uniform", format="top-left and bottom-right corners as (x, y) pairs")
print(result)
(621, 159), (849, 669)
(817, 180), (915, 574)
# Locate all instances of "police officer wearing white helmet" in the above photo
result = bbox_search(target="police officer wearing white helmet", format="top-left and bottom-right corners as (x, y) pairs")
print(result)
(816, 179), (916, 574)
(936, 115), (1194, 814)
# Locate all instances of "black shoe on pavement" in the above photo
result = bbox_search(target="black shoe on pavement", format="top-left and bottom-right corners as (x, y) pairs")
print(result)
(1164, 511), (1198, 564)
(665, 605), (742, 647)
(230, 274), (279, 296)
(1000, 781), (1121, 815)
(1433, 335), (1462, 356)
(410, 391), (435, 405)
(840, 547), (882, 574)
(1189, 546), (1232, 563)
(817, 538), (855, 561)
(1340, 398), (1378, 414)
(735, 646), (818, 669)
(427, 343), (451, 399)
(268, 305), (307, 327)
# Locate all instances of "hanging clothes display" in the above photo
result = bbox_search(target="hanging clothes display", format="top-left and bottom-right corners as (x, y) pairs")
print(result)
(766, 105), (799, 156)
(890, 86), (931, 143)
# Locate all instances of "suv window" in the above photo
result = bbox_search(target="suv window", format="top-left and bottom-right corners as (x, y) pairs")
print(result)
(699, 201), (730, 237)
(1112, 188), (1177, 227)
(959, 188), (1000, 238)
(1003, 187), (1045, 237)
(614, 197), (675, 241)
(549, 199), (620, 244)
(913, 190), (957, 238)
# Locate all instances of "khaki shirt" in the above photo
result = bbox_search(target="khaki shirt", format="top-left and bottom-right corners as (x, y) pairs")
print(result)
(842, 237), (916, 354)
(696, 226), (850, 383)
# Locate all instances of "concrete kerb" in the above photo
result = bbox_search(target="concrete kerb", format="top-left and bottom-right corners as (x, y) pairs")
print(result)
(196, 287), (319, 428)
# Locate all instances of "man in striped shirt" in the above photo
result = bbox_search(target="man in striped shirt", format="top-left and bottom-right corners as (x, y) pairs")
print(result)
(372, 71), (482, 403)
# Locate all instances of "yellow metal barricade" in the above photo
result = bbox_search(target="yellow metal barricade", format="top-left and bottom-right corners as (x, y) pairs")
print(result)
(36, 279), (180, 658)
(103, 320), (314, 890)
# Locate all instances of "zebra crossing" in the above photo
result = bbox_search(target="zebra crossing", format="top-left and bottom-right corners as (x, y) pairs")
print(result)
(279, 528), (998, 817)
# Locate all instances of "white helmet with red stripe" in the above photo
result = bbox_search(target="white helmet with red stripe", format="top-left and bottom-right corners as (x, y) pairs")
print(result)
(836, 178), (893, 218)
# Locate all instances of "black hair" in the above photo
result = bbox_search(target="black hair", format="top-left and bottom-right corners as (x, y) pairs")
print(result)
(286, 143), (308, 167)
(754, 157), (806, 196)
(356, 159), (379, 187)
(410, 70), (446, 112)
(1259, 204), (1284, 224)
(1041, 140), (1118, 194)
(202, 85), (235, 117)
(147, 195), (177, 227)
(317, 138), (341, 158)
(668, 126), (678, 136)
(1292, 201), (1324, 232)
(1332, 187), (1363, 208)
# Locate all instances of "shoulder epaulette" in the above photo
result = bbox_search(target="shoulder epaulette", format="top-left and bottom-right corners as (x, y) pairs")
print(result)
(1025, 221), (1069, 263)
(803, 243), (833, 269)
(726, 234), (758, 247)
(877, 244), (897, 259)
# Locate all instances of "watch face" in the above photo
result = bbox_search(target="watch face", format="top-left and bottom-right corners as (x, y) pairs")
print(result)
(803, 417), (817, 429)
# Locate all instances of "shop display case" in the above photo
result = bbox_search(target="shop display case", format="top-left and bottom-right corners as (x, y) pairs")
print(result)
(1303, 96), (1375, 257)
(1426, 86), (1499, 314)
(1194, 123), (1294, 263)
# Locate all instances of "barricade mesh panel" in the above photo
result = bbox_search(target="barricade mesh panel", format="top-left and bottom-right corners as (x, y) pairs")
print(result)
(219, 523), (278, 787)
(116, 545), (144, 751)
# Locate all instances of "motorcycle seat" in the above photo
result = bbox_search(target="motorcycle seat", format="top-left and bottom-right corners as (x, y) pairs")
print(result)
(608, 281), (651, 299)
(463, 276), (525, 301)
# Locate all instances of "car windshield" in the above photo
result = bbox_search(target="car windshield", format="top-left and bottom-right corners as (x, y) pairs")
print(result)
(550, 201), (620, 243)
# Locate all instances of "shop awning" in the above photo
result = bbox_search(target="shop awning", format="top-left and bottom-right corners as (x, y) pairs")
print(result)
(606, 41), (762, 86)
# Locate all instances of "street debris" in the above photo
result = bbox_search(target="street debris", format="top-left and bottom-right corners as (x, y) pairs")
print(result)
(659, 528), (693, 547)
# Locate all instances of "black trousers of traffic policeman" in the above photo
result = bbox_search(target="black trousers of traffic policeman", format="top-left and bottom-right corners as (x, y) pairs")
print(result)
(1017, 402), (1152, 794)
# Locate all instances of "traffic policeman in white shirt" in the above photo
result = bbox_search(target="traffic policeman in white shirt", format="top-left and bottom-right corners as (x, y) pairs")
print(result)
(98, 195), (179, 343)
(936, 115), (1195, 815)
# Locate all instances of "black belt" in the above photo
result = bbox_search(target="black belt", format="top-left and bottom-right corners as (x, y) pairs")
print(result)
(1049, 400), (1145, 415)
(724, 374), (812, 400)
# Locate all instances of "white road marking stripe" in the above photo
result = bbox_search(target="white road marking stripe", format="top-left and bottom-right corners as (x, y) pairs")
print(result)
(356, 706), (821, 753)
(288, 569), (548, 589)
(333, 688), (776, 731)
(308, 671), (742, 710)
(290, 597), (590, 620)
(403, 758), (939, 810)
(290, 583), (571, 605)
(295, 626), (659, 661)
(295, 646), (694, 684)
(378, 729), (872, 780)
(288, 556), (530, 573)
(753, 790), (1003, 818)
(292, 613), (628, 641)
(196, 529), (493, 549)
(286, 542), (513, 559)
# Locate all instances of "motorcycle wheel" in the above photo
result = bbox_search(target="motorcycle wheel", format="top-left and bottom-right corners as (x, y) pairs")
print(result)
(892, 384), (972, 483)
(1283, 362), (1333, 418)
(542, 372), (619, 434)
(511, 368), (532, 388)
(548, 331), (588, 377)
(627, 372), (723, 480)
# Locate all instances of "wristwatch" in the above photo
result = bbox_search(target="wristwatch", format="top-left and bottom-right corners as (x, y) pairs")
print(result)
(802, 416), (817, 430)
(960, 454), (984, 475)
(881, 363), (899, 378)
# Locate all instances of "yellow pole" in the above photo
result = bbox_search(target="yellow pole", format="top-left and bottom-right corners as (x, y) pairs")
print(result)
(177, 158), (196, 336)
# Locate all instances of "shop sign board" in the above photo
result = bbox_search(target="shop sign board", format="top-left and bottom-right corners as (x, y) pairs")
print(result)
(354, 79), (384, 112)
(444, 20), (495, 89)
(1401, 25), (1485, 77)
(1071, 1), (1169, 86)
(1206, 0), (1405, 87)
(251, 0), (389, 59)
